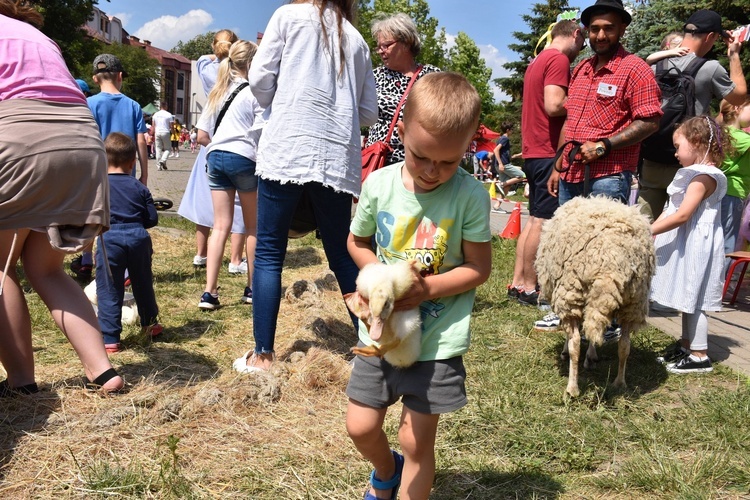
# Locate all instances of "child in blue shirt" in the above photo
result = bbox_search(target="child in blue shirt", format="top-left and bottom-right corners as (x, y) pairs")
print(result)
(96, 133), (161, 353)
(346, 72), (492, 499)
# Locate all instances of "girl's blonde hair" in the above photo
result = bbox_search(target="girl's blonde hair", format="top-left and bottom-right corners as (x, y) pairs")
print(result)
(293, 0), (355, 78)
(719, 97), (750, 125)
(675, 116), (735, 166)
(212, 29), (238, 60)
(660, 31), (683, 50)
(205, 40), (257, 116)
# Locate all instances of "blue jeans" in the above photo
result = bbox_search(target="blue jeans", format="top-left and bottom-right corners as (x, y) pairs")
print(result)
(559, 171), (633, 206)
(95, 223), (158, 344)
(252, 179), (359, 354)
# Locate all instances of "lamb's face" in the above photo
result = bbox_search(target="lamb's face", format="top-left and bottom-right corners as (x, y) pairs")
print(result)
(368, 285), (395, 342)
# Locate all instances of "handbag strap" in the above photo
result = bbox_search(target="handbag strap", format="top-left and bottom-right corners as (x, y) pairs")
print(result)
(384, 65), (423, 143)
(214, 81), (249, 133)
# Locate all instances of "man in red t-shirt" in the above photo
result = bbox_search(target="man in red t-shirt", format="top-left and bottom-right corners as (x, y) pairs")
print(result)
(508, 19), (585, 310)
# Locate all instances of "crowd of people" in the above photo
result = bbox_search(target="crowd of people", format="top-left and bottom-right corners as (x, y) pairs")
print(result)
(1, 0), (750, 497)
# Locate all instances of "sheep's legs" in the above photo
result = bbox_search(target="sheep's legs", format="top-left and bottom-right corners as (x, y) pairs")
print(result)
(583, 342), (598, 369)
(613, 328), (630, 389)
(565, 322), (582, 398)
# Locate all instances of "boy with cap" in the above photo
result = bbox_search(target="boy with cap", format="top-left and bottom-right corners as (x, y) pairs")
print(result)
(639, 9), (747, 220)
(70, 54), (151, 280)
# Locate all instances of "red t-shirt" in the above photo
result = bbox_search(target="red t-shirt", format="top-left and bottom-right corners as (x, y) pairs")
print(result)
(521, 48), (571, 159)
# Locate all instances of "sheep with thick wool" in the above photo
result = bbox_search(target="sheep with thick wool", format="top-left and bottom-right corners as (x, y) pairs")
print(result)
(535, 195), (655, 398)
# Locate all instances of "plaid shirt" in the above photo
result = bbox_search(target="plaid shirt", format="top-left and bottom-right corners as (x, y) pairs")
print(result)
(562, 45), (662, 183)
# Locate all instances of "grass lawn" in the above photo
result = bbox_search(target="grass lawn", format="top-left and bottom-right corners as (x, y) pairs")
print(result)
(1, 214), (749, 498)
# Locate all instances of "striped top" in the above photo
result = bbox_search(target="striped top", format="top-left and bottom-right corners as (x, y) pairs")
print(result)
(650, 164), (727, 313)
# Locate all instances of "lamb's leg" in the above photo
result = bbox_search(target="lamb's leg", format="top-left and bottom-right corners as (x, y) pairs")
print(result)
(561, 333), (569, 360)
(565, 322), (582, 398)
(612, 328), (630, 390)
(583, 342), (598, 370)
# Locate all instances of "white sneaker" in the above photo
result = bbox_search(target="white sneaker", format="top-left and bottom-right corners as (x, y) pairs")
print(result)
(193, 255), (207, 267)
(228, 259), (248, 274)
(175, 153), (179, 158)
(168, 153), (175, 158)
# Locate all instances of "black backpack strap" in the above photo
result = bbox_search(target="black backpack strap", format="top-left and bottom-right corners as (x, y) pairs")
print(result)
(214, 81), (249, 133)
(682, 56), (707, 77)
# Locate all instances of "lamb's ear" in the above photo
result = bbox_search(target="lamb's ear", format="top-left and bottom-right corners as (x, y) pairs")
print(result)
(344, 292), (370, 321)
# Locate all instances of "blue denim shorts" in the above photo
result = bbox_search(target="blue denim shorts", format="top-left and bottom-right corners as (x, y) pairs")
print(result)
(206, 150), (258, 192)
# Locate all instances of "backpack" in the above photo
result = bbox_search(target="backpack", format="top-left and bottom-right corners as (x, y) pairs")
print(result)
(641, 56), (707, 164)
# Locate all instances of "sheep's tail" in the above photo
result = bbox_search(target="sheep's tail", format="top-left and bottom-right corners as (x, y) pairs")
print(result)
(581, 278), (622, 345)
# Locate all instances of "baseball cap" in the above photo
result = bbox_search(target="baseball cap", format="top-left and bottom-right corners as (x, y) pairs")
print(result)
(684, 9), (730, 38)
(93, 54), (128, 77)
(75, 79), (90, 94)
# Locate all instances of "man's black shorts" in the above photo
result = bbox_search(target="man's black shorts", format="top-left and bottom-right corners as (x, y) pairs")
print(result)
(522, 157), (559, 219)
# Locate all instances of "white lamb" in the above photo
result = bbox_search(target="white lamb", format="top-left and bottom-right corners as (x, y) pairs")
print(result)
(535, 195), (655, 398)
(344, 260), (422, 368)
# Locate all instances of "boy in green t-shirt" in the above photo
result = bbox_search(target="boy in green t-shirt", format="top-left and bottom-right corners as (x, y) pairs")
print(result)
(346, 72), (492, 500)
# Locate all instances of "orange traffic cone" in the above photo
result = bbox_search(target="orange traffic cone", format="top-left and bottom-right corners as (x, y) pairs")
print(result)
(500, 202), (522, 239)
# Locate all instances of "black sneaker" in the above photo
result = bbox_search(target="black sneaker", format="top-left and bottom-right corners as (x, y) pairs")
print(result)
(507, 285), (522, 299)
(667, 355), (713, 374)
(70, 255), (93, 280)
(198, 292), (220, 310)
(656, 342), (688, 365)
(517, 290), (539, 306)
(534, 313), (560, 331)
(241, 287), (253, 304)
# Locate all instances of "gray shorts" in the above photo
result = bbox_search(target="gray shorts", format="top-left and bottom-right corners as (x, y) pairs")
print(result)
(346, 352), (467, 414)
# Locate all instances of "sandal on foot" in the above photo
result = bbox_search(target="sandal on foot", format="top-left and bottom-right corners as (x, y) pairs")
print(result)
(0, 379), (39, 397)
(85, 368), (122, 392)
(364, 450), (404, 500)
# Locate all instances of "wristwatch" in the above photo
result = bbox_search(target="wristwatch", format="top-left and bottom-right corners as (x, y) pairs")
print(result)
(595, 138), (612, 158)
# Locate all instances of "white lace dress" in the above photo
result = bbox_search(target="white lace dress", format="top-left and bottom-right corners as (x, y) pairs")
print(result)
(650, 164), (727, 313)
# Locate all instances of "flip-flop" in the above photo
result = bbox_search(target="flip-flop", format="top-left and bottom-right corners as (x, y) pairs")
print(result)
(153, 198), (173, 211)
(0, 380), (39, 397)
(364, 450), (404, 500)
(85, 368), (122, 392)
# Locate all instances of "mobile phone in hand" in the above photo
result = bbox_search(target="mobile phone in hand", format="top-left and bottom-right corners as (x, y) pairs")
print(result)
(734, 25), (750, 43)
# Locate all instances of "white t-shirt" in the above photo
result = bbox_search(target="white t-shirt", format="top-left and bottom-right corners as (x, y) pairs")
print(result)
(151, 109), (173, 134)
(196, 80), (265, 161)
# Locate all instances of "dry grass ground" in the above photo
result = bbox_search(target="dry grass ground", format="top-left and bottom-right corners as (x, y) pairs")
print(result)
(1, 216), (749, 499)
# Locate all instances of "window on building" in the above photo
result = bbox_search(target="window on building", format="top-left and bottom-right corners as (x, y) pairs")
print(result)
(164, 69), (175, 113)
(176, 98), (183, 115)
(177, 73), (185, 91)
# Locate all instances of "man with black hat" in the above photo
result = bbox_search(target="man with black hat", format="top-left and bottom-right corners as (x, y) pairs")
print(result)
(639, 9), (747, 221)
(548, 0), (662, 206)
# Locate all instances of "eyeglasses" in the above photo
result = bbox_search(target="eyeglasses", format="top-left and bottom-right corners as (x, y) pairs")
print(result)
(376, 40), (398, 52)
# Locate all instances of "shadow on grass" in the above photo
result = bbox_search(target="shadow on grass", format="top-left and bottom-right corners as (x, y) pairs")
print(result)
(284, 317), (358, 358)
(0, 392), (61, 480)
(284, 246), (323, 269)
(116, 346), (220, 386)
(552, 339), (669, 400)
(433, 468), (563, 499)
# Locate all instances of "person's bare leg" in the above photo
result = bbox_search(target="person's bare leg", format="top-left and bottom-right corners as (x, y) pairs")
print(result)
(347, 399), (395, 498)
(510, 217), (532, 289)
(398, 407), (440, 500)
(195, 224), (210, 260)
(229, 232), (246, 267)
(205, 189), (235, 294)
(21, 231), (123, 392)
(238, 190), (257, 288)
(0, 229), (36, 387)
(521, 217), (545, 292)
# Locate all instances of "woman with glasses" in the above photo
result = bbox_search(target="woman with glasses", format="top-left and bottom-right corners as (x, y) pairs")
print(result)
(364, 12), (441, 166)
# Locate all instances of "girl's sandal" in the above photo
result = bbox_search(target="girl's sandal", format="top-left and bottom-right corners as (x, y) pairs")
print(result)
(364, 450), (404, 500)
(85, 368), (124, 394)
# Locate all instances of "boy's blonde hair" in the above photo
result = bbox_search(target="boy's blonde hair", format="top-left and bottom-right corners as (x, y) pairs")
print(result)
(205, 40), (258, 116)
(719, 96), (750, 124)
(402, 72), (481, 140)
(104, 132), (136, 170)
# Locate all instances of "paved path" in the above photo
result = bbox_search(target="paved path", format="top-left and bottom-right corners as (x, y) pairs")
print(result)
(149, 158), (750, 377)
(491, 198), (750, 377)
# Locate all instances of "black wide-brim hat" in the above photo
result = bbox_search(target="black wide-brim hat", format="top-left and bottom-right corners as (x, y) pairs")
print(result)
(581, 0), (632, 27)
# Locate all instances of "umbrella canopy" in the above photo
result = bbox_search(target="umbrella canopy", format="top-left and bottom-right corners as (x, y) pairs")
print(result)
(472, 124), (501, 153)
(142, 103), (158, 116)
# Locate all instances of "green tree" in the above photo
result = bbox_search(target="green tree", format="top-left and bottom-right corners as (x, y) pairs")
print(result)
(447, 32), (495, 117)
(29, 0), (102, 75)
(172, 32), (216, 60)
(87, 42), (161, 107)
(356, 0), (447, 68)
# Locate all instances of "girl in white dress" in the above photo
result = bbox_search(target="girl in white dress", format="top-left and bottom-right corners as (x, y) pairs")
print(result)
(651, 116), (732, 374)
(177, 30), (248, 272)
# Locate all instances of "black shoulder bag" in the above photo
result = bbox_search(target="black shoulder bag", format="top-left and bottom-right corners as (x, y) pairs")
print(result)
(205, 82), (249, 172)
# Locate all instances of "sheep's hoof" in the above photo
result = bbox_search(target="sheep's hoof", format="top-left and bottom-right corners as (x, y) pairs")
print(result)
(612, 377), (627, 390)
(565, 384), (580, 399)
(583, 358), (597, 370)
(560, 351), (569, 361)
